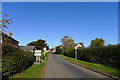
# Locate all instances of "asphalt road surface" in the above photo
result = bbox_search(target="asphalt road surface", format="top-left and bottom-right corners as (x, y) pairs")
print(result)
(43, 54), (111, 79)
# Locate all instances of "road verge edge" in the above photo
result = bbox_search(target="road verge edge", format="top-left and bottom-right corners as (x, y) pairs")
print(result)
(59, 54), (120, 80)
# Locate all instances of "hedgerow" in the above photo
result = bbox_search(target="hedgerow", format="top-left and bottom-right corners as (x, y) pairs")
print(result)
(2, 45), (35, 79)
(63, 44), (120, 68)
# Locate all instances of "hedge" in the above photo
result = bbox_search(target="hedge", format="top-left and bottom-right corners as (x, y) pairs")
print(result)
(64, 47), (75, 58)
(2, 45), (35, 79)
(63, 44), (120, 68)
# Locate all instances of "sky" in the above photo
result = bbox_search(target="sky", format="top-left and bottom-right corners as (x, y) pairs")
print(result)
(2, 2), (118, 48)
(2, 0), (120, 2)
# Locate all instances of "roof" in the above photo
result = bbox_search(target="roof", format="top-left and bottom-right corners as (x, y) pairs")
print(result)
(18, 46), (35, 50)
(75, 42), (85, 48)
(1, 32), (19, 43)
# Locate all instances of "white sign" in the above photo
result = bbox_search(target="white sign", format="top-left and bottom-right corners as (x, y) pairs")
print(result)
(74, 46), (78, 49)
(74, 44), (82, 49)
(34, 54), (41, 56)
(43, 47), (46, 51)
(34, 50), (41, 56)
(35, 50), (41, 53)
(77, 44), (82, 47)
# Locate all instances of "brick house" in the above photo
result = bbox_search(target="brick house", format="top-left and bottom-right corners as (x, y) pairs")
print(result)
(0, 31), (19, 47)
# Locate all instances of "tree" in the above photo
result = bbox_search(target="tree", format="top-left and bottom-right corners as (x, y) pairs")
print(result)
(54, 46), (63, 54)
(27, 39), (49, 50)
(89, 38), (105, 47)
(61, 36), (75, 47)
(0, 12), (12, 31)
(108, 44), (112, 46)
(0, 13), (12, 46)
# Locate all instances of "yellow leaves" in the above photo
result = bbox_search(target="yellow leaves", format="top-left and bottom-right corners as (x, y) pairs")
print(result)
(0, 13), (13, 30)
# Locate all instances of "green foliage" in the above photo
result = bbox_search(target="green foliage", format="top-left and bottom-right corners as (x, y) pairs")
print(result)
(11, 61), (47, 78)
(54, 46), (63, 54)
(27, 39), (49, 50)
(64, 47), (75, 58)
(61, 55), (120, 78)
(63, 44), (120, 68)
(40, 51), (47, 61)
(89, 38), (105, 47)
(61, 36), (75, 47)
(2, 45), (35, 79)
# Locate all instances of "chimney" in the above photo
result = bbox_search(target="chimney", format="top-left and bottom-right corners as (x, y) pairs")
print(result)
(8, 32), (12, 37)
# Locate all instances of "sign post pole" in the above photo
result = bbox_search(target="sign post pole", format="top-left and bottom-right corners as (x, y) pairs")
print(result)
(74, 46), (78, 60)
(34, 50), (41, 64)
(39, 56), (40, 62)
(75, 49), (77, 60)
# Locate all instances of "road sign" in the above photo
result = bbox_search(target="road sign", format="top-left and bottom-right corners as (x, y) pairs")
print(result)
(74, 46), (78, 49)
(43, 47), (46, 51)
(34, 54), (41, 56)
(34, 50), (41, 56)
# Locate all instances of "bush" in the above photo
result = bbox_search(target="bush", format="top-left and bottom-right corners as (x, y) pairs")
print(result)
(40, 51), (48, 61)
(2, 45), (35, 79)
(63, 44), (120, 68)
(64, 47), (75, 58)
(54, 46), (63, 54)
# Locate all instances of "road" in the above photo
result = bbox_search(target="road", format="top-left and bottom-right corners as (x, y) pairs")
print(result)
(42, 54), (111, 79)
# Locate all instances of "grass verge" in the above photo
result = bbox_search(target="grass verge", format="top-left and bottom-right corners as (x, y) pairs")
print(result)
(10, 56), (48, 78)
(60, 54), (120, 79)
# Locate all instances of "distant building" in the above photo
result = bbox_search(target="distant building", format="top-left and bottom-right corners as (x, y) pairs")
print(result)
(49, 47), (56, 53)
(18, 46), (36, 53)
(1, 31), (19, 47)
(75, 42), (85, 48)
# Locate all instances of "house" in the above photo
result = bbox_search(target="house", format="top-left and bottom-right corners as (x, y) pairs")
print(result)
(18, 46), (36, 53)
(50, 47), (56, 53)
(75, 42), (85, 48)
(0, 31), (19, 47)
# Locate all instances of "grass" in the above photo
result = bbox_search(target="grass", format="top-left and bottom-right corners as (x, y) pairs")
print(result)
(60, 54), (120, 79)
(0, 68), (1, 72)
(10, 56), (48, 78)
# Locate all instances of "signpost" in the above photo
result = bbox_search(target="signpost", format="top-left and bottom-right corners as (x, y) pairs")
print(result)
(74, 44), (82, 60)
(43, 47), (46, 51)
(74, 46), (78, 60)
(34, 50), (41, 64)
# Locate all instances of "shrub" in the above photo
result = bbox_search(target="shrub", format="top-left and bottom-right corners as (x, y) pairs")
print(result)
(2, 45), (35, 79)
(64, 47), (75, 58)
(54, 46), (63, 54)
(63, 44), (120, 68)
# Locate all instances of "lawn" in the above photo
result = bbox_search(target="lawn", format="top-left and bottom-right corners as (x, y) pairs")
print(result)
(60, 54), (120, 79)
(10, 56), (48, 78)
